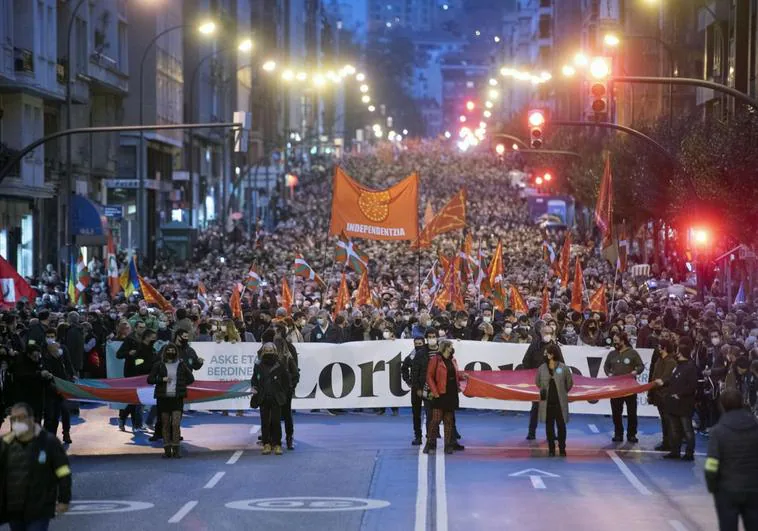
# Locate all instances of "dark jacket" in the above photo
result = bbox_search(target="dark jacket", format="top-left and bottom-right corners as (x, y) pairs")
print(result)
(116, 336), (153, 377)
(10, 354), (48, 410)
(603, 347), (645, 377)
(43, 348), (74, 384)
(522, 339), (555, 370)
(147, 359), (195, 399)
(251, 359), (291, 407)
(345, 323), (366, 342)
(649, 354), (677, 406)
(0, 428), (72, 524)
(64, 324), (84, 373)
(450, 326), (471, 341)
(402, 346), (428, 388)
(176, 342), (203, 371)
(310, 324), (341, 343)
(664, 359), (698, 416)
(705, 408), (758, 494)
(26, 321), (47, 350)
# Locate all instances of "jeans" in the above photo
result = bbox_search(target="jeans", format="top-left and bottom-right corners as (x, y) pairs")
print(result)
(528, 401), (539, 436)
(545, 403), (566, 450)
(411, 388), (430, 439)
(44, 395), (71, 437)
(713, 491), (758, 531)
(261, 403), (283, 446)
(668, 413), (695, 456)
(281, 396), (294, 440)
(9, 519), (51, 531)
(119, 404), (143, 428)
(611, 395), (638, 438)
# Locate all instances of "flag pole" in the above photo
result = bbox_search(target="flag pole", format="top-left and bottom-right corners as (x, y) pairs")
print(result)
(320, 232), (331, 308)
(608, 259), (619, 320)
(417, 245), (422, 310)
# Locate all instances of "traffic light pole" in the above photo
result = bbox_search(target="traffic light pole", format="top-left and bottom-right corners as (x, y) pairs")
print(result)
(491, 133), (581, 158)
(611, 76), (758, 110)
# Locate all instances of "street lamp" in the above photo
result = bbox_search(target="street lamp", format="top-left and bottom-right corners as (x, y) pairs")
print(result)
(603, 33), (620, 47)
(361, 95), (371, 103)
(137, 19), (216, 256)
(262, 60), (276, 72)
(561, 65), (576, 77)
(590, 57), (610, 79)
(573, 52), (589, 67)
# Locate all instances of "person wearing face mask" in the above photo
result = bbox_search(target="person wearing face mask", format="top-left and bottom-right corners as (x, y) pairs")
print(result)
(0, 402), (72, 528)
(147, 343), (195, 458)
(423, 339), (466, 455)
(309, 311), (341, 343)
(536, 344), (573, 456)
(471, 307), (495, 341)
(402, 336), (430, 445)
(450, 312), (471, 341)
(604, 332), (645, 443)
(41, 331), (74, 445)
(495, 322), (517, 343)
(288, 313), (306, 343)
(115, 329), (156, 432)
(657, 343), (698, 461)
(174, 330), (204, 372)
(251, 343), (291, 456)
(580, 315), (603, 346)
(478, 323), (494, 342)
(559, 322), (579, 346)
(347, 312), (367, 342)
(522, 322), (562, 440)
(9, 343), (52, 424)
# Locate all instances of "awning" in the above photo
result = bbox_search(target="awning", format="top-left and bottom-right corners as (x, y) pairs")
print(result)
(71, 194), (107, 246)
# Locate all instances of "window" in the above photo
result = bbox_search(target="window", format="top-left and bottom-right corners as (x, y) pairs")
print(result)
(18, 214), (33, 278)
(117, 22), (128, 73)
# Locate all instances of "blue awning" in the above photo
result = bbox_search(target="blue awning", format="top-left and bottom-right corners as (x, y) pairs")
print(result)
(71, 194), (107, 246)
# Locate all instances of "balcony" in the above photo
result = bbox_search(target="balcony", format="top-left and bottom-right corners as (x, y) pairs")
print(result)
(89, 52), (129, 94)
(14, 47), (34, 74)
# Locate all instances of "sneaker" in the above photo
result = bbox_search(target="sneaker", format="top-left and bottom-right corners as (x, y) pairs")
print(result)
(663, 453), (681, 460)
(274, 445), (283, 455)
(286, 438), (294, 450)
(411, 437), (423, 446)
(627, 436), (639, 444)
(118, 419), (126, 432)
(262, 444), (272, 455)
(681, 454), (695, 462)
(62, 433), (72, 444)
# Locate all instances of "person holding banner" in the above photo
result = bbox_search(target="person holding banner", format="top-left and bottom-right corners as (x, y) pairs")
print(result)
(604, 332), (645, 443)
(402, 335), (429, 446)
(424, 339), (465, 455)
(536, 343), (573, 457)
(523, 322), (561, 440)
(251, 343), (291, 456)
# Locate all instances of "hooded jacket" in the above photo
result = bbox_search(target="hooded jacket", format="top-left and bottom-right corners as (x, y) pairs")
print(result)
(705, 408), (758, 494)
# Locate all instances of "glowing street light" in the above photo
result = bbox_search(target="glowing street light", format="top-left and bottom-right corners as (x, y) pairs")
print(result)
(281, 69), (294, 81)
(535, 176), (543, 185)
(459, 115), (467, 123)
(361, 95), (371, 103)
(313, 73), (326, 87)
(590, 57), (610, 79)
(342, 64), (356, 75)
(501, 67), (514, 77)
(238, 38), (254, 52)
(604, 33), (620, 47)
(489, 78), (498, 86)
(494, 36), (501, 43)
(402, 129), (408, 135)
(573, 52), (589, 67)
(483, 110), (492, 118)
(296, 71), (308, 81)
(368, 105), (376, 112)
(692, 228), (710, 246)
(360, 84), (369, 93)
(495, 143), (506, 155)
(262, 60), (276, 72)
(444, 131), (452, 139)
(544, 172), (553, 181)
(198, 21), (217, 35)
(488, 88), (499, 99)
(485, 100), (494, 109)
(372, 123), (381, 131)
(466, 100), (475, 111)
(475, 30), (481, 37)
(356, 72), (366, 82)
(528, 109), (546, 127)
(512, 143), (519, 150)
(561, 65), (576, 77)
(540, 71), (552, 81)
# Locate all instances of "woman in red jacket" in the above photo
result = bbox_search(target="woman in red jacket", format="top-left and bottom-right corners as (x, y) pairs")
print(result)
(424, 339), (466, 454)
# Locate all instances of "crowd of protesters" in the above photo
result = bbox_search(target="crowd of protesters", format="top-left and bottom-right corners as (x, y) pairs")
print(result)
(1, 144), (758, 466)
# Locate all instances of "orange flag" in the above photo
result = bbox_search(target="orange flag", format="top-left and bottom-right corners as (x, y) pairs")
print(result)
(595, 154), (614, 248)
(417, 189), (467, 248)
(510, 284), (528, 315)
(437, 250), (450, 272)
(540, 287), (550, 317)
(281, 277), (293, 314)
(137, 275), (174, 313)
(570, 260), (584, 312)
(230, 284), (243, 320)
(424, 200), (434, 226)
(355, 269), (372, 307)
(559, 233), (572, 287)
(488, 240), (506, 311)
(588, 283), (608, 316)
(329, 167), (419, 241)
(333, 272), (350, 317)
(434, 255), (464, 311)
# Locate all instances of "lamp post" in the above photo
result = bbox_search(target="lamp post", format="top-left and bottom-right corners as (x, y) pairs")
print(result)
(63, 0), (90, 273)
(137, 20), (216, 258)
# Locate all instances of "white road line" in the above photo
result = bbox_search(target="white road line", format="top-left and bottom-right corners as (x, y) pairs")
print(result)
(414, 445), (428, 531)
(588, 424), (600, 433)
(530, 476), (546, 489)
(606, 450), (652, 496)
(226, 450), (243, 465)
(168, 501), (198, 524)
(435, 448), (448, 531)
(668, 520), (688, 531)
(203, 471), (225, 489)
(249, 424), (260, 435)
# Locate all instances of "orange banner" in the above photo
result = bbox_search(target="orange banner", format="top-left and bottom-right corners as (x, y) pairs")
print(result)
(329, 167), (419, 241)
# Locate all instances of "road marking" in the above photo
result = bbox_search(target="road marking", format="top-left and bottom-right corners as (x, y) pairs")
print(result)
(414, 445), (428, 531)
(168, 501), (198, 523)
(249, 424), (260, 435)
(435, 448), (448, 531)
(203, 472), (225, 489)
(227, 450), (243, 465)
(530, 476), (546, 489)
(588, 424), (600, 433)
(226, 497), (390, 512)
(65, 501), (153, 515)
(606, 450), (652, 496)
(509, 468), (558, 489)
(668, 520), (688, 531)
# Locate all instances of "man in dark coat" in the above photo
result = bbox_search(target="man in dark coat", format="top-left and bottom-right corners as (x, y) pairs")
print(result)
(116, 329), (156, 432)
(26, 310), (50, 349)
(42, 329), (75, 444)
(662, 343), (699, 460)
(63, 312), (84, 377)
(309, 311), (341, 343)
(402, 335), (429, 446)
(704, 389), (758, 531)
(10, 343), (52, 423)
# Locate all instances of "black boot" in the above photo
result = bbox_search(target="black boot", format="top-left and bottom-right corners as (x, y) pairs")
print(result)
(162, 447), (172, 459)
(62, 432), (72, 444)
(412, 437), (422, 446)
(422, 442), (436, 454)
(559, 443), (567, 457)
(444, 444), (454, 455)
(286, 437), (294, 450)
(172, 445), (181, 459)
(548, 442), (556, 457)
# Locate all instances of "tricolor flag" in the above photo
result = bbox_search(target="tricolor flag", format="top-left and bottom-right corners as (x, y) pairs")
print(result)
(119, 256), (139, 298)
(75, 253), (90, 295)
(294, 253), (325, 286)
(570, 259), (585, 313)
(333, 272), (350, 317)
(281, 277), (293, 313)
(138, 275), (174, 313)
(106, 233), (120, 298)
(245, 263), (262, 291)
(595, 154), (614, 249)
(0, 256), (35, 307)
(335, 232), (369, 275)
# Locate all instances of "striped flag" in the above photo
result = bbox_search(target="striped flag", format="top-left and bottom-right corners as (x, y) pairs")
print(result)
(67, 259), (76, 303)
(106, 233), (120, 298)
(138, 275), (174, 313)
(119, 256), (139, 298)
(197, 281), (208, 310)
(294, 253), (325, 286)
(335, 232), (369, 275)
(245, 263), (262, 291)
(75, 253), (89, 294)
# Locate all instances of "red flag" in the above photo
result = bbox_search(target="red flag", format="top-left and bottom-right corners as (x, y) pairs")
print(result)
(509, 284), (528, 315)
(0, 256), (35, 307)
(570, 260), (584, 312)
(588, 283), (608, 316)
(416, 189), (466, 248)
(137, 275), (174, 313)
(281, 277), (293, 314)
(540, 287), (550, 317)
(230, 284), (243, 320)
(423, 200), (434, 226)
(355, 270), (372, 307)
(488, 240), (505, 311)
(333, 272), (350, 317)
(595, 154), (614, 248)
(559, 233), (572, 288)
(434, 255), (464, 311)
(106, 233), (120, 298)
(618, 220), (628, 273)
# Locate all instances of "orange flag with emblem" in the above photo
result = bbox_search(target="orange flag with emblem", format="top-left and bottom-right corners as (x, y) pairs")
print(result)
(488, 240), (506, 311)
(510, 284), (528, 315)
(137, 276), (174, 313)
(329, 167), (419, 241)
(230, 284), (243, 320)
(333, 272), (350, 317)
(355, 269), (372, 307)
(416, 189), (467, 248)
(281, 277), (293, 314)
(588, 283), (608, 315)
(570, 260), (584, 312)
(540, 287), (550, 317)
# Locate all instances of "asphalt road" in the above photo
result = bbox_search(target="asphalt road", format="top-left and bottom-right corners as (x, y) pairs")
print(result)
(42, 409), (719, 531)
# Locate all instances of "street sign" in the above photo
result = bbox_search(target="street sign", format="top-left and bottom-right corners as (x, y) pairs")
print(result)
(103, 205), (123, 219)
(508, 468), (560, 489)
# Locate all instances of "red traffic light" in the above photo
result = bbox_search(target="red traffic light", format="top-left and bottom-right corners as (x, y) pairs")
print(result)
(535, 176), (544, 185)
(543, 172), (552, 181)
(528, 110), (545, 127)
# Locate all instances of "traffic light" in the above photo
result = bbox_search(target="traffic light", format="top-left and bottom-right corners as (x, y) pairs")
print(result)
(528, 109), (546, 148)
(543, 172), (552, 182)
(589, 57), (610, 117)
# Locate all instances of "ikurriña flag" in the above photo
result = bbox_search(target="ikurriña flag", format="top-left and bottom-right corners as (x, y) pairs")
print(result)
(329, 167), (419, 241)
(335, 232), (369, 275)
(294, 253), (325, 286)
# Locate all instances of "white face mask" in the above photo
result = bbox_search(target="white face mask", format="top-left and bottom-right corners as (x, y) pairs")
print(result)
(427, 338), (438, 347)
(382, 330), (392, 339)
(640, 319), (648, 326)
(317, 319), (327, 327)
(483, 316), (492, 323)
(543, 334), (553, 343)
(711, 338), (721, 346)
(504, 327), (512, 334)
(11, 422), (30, 436)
